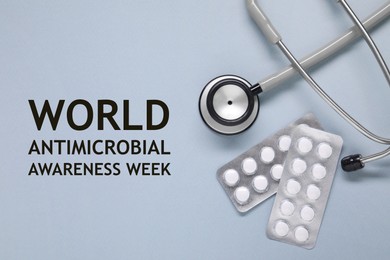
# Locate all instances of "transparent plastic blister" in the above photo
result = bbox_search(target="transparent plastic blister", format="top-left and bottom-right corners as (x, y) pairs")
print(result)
(266, 125), (343, 249)
(217, 114), (322, 213)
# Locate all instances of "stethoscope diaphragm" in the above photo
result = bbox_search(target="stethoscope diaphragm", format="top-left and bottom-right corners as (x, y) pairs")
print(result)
(199, 75), (260, 135)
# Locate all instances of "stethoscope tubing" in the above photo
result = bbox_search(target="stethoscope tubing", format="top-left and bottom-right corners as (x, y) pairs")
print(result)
(339, 0), (390, 87)
(247, 0), (390, 168)
(256, 1), (390, 93)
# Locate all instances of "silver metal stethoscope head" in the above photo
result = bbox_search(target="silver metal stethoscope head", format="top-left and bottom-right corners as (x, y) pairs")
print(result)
(199, 75), (260, 135)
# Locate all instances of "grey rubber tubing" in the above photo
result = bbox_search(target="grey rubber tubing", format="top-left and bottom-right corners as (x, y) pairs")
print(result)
(253, 1), (390, 92)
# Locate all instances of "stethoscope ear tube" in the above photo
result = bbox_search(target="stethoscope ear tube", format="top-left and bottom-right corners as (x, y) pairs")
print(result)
(246, 0), (390, 171)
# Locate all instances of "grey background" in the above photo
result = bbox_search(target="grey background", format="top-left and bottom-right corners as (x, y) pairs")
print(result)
(1, 0), (390, 259)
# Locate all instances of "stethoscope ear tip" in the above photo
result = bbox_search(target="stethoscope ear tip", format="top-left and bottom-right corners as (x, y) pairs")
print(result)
(199, 75), (260, 135)
(341, 154), (365, 172)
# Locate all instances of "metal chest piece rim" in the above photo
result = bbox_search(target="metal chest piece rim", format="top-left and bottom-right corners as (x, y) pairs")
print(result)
(199, 75), (260, 135)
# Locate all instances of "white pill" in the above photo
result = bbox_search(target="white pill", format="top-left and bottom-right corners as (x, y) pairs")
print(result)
(278, 135), (292, 152)
(234, 187), (250, 205)
(252, 175), (269, 193)
(270, 164), (284, 181)
(242, 157), (257, 175)
(286, 179), (301, 195)
(280, 200), (295, 216)
(223, 169), (240, 187)
(294, 226), (309, 242)
(307, 184), (321, 200)
(260, 147), (275, 164)
(300, 205), (315, 221)
(291, 158), (307, 175)
(297, 137), (313, 153)
(312, 164), (327, 180)
(274, 221), (289, 237)
(317, 143), (333, 159)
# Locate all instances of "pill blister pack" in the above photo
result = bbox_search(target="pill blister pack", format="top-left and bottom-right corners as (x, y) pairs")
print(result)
(216, 114), (322, 213)
(266, 125), (343, 249)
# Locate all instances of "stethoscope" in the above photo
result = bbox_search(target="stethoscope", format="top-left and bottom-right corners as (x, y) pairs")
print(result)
(199, 0), (390, 172)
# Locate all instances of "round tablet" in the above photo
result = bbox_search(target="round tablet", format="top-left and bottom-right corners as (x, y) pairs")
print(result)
(297, 137), (313, 153)
(223, 169), (240, 187)
(286, 179), (301, 195)
(307, 184), (321, 200)
(252, 175), (269, 193)
(242, 158), (257, 175)
(280, 200), (295, 216)
(312, 164), (327, 180)
(274, 221), (289, 237)
(300, 205), (315, 221)
(270, 164), (284, 181)
(291, 158), (307, 175)
(260, 147), (275, 164)
(278, 135), (292, 152)
(294, 226), (309, 242)
(317, 143), (333, 159)
(234, 187), (250, 205)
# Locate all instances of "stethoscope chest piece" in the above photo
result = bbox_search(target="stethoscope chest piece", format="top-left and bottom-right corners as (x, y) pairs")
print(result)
(199, 75), (260, 135)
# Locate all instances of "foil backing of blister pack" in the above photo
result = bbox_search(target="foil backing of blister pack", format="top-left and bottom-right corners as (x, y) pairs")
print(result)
(217, 114), (322, 213)
(266, 125), (343, 249)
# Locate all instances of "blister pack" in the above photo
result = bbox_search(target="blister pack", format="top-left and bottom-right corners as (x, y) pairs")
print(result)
(216, 114), (322, 213)
(266, 125), (343, 249)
